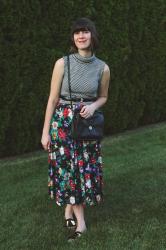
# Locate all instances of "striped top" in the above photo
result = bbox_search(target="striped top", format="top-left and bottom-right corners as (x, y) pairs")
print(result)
(60, 53), (106, 99)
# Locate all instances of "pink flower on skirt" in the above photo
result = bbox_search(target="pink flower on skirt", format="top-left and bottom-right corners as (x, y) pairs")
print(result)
(52, 122), (58, 129)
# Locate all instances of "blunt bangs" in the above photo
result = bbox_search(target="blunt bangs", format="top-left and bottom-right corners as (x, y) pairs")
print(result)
(71, 23), (91, 35)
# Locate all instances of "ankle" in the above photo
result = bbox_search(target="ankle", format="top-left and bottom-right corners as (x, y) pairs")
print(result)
(76, 222), (87, 232)
(65, 205), (74, 219)
(76, 226), (87, 233)
(65, 213), (74, 220)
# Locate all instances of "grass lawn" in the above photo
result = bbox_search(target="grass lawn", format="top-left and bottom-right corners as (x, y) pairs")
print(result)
(0, 122), (166, 250)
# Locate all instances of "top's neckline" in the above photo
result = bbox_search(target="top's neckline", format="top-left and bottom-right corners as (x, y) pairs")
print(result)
(72, 53), (96, 63)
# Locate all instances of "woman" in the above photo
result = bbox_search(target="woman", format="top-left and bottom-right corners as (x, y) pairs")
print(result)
(41, 17), (110, 241)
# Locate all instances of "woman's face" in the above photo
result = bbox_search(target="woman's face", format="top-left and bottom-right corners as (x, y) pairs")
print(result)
(73, 30), (91, 51)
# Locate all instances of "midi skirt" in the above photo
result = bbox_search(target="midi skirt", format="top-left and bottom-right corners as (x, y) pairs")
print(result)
(48, 103), (103, 206)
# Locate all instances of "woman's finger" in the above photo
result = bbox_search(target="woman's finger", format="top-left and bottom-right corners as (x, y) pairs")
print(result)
(41, 142), (48, 150)
(80, 106), (86, 113)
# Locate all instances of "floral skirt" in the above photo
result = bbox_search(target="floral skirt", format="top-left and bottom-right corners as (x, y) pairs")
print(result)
(48, 103), (103, 206)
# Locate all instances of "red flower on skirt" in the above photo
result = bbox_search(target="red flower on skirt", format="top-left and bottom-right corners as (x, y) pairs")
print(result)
(91, 158), (96, 164)
(51, 160), (56, 167)
(63, 108), (69, 118)
(69, 180), (76, 190)
(74, 150), (78, 157)
(78, 160), (84, 167)
(58, 128), (66, 140)
(85, 173), (90, 179)
(96, 176), (101, 181)
(64, 148), (70, 157)
(71, 183), (76, 190)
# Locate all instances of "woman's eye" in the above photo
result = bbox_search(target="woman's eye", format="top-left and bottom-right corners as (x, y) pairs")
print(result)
(74, 30), (90, 35)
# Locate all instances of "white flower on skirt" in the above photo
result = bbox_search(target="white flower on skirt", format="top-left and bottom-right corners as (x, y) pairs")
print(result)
(59, 168), (63, 175)
(98, 156), (102, 164)
(59, 146), (64, 155)
(83, 152), (89, 160)
(50, 152), (56, 160)
(70, 160), (74, 169)
(86, 180), (91, 188)
(70, 196), (76, 205)
(59, 111), (63, 118)
(68, 109), (73, 119)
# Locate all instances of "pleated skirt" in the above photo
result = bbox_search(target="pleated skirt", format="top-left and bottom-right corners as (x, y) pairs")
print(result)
(48, 103), (103, 206)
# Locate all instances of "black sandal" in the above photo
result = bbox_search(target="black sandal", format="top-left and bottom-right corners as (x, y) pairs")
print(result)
(67, 231), (82, 242)
(65, 218), (76, 229)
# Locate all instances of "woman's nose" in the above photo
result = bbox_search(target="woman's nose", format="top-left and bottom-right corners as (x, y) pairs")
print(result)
(78, 31), (84, 37)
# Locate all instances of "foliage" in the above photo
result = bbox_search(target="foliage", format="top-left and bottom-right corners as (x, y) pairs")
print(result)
(0, 0), (165, 156)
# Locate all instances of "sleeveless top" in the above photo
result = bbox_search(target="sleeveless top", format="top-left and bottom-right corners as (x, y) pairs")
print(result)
(60, 53), (106, 99)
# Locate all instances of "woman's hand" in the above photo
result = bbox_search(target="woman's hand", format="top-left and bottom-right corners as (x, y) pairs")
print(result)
(80, 104), (96, 119)
(41, 133), (51, 151)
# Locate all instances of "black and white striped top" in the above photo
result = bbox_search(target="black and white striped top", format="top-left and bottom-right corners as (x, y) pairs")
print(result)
(60, 53), (106, 99)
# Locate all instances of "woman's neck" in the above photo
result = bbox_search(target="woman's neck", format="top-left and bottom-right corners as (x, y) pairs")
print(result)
(77, 49), (92, 57)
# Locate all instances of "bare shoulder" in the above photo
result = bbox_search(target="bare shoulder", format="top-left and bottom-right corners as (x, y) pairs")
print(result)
(51, 57), (64, 77)
(104, 64), (110, 73)
(101, 63), (110, 81)
(54, 57), (64, 69)
(99, 62), (110, 96)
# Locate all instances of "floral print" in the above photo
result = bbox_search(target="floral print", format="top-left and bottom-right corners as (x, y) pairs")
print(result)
(48, 103), (103, 206)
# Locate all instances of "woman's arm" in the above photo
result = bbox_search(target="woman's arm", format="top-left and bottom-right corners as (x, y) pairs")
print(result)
(80, 64), (110, 118)
(41, 58), (64, 150)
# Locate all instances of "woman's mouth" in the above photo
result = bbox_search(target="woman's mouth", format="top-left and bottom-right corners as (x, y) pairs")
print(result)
(78, 40), (87, 43)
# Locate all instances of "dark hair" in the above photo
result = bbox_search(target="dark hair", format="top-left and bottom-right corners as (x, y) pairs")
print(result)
(70, 17), (99, 53)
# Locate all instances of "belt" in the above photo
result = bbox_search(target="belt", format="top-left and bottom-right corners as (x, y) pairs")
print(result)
(60, 95), (97, 102)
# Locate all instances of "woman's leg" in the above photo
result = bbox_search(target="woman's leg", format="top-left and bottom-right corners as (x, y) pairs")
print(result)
(65, 204), (74, 219)
(72, 204), (87, 232)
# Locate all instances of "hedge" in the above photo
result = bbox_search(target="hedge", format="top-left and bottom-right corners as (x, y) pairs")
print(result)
(0, 0), (165, 157)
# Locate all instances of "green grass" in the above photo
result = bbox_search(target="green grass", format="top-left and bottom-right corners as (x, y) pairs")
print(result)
(0, 122), (166, 250)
